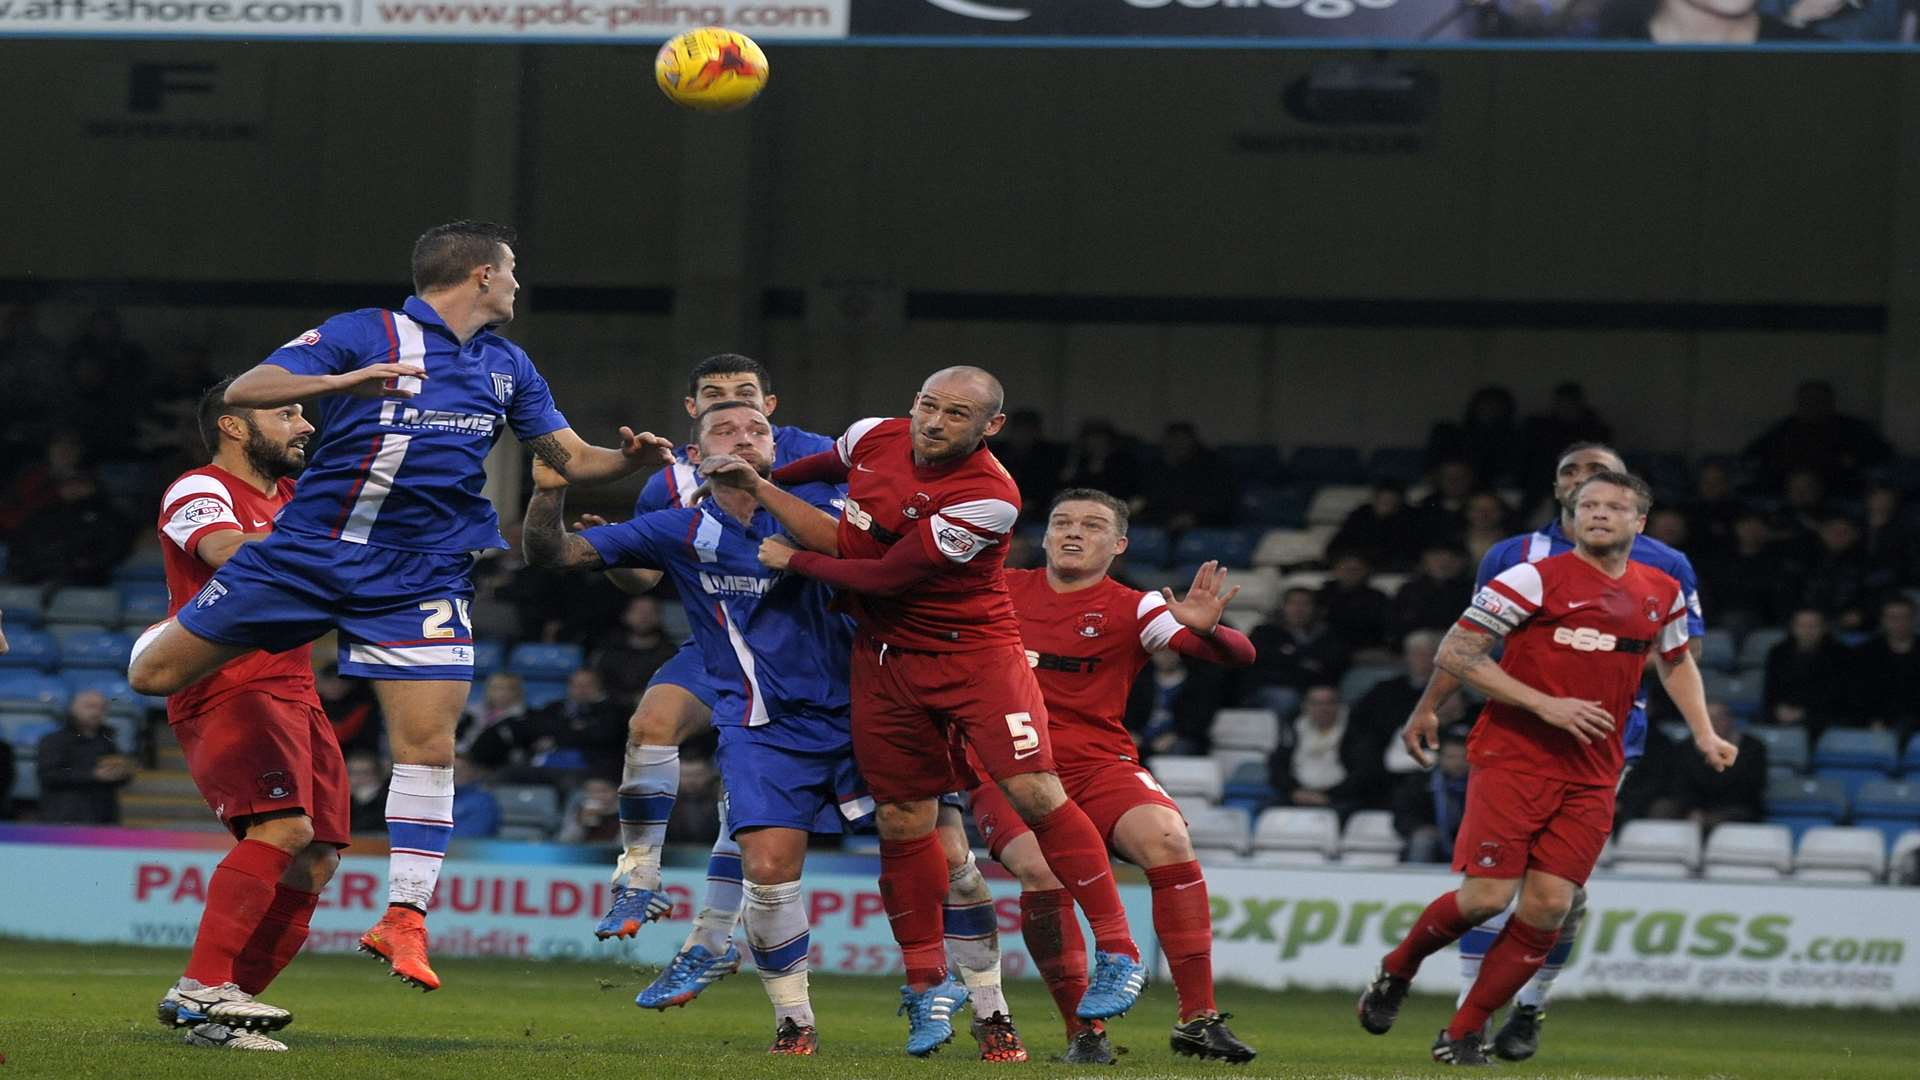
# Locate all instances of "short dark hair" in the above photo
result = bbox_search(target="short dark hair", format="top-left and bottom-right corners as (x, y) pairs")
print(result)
(411, 220), (516, 293)
(687, 353), (771, 397)
(1557, 441), (1625, 470)
(1048, 488), (1130, 537)
(1574, 470), (1653, 515)
(197, 376), (245, 457)
(690, 400), (762, 445)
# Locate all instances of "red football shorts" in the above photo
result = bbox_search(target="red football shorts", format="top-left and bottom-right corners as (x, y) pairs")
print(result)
(850, 639), (1055, 805)
(170, 690), (351, 847)
(968, 758), (1182, 862)
(1451, 765), (1613, 886)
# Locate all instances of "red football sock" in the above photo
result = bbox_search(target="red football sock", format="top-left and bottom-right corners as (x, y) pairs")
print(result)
(879, 832), (950, 991)
(1020, 888), (1096, 1038)
(1029, 803), (1137, 960)
(233, 885), (322, 996)
(1449, 918), (1560, 1040)
(1145, 861), (1216, 1020)
(1382, 891), (1477, 980)
(184, 840), (293, 988)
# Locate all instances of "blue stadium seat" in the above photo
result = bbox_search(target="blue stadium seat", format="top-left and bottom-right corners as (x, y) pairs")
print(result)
(1217, 445), (1283, 485)
(1221, 760), (1275, 818)
(113, 546), (169, 584)
(0, 629), (59, 672)
(1365, 446), (1427, 486)
(59, 630), (135, 671)
(1702, 670), (1764, 720)
(1765, 774), (1849, 842)
(0, 711), (60, 749)
(45, 587), (122, 627)
(471, 640), (506, 681)
(0, 584), (45, 628)
(1172, 528), (1259, 569)
(1905, 733), (1920, 777)
(1339, 665), (1404, 705)
(62, 671), (143, 709)
(1812, 729), (1899, 798)
(1287, 446), (1367, 486)
(1851, 779), (1920, 848)
(521, 680), (568, 709)
(1697, 634), (1739, 673)
(1737, 628), (1787, 670)
(1746, 725), (1808, 775)
(1237, 486), (1310, 528)
(507, 643), (584, 681)
(0, 671), (70, 712)
(118, 581), (172, 629)
(1121, 526), (1171, 567)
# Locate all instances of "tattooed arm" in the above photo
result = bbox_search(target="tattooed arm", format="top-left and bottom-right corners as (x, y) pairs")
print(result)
(521, 462), (606, 570)
(1435, 624), (1616, 745)
(524, 426), (675, 485)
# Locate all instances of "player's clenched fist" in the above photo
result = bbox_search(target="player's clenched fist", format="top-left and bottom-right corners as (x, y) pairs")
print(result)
(757, 535), (797, 571)
(1695, 732), (1739, 772)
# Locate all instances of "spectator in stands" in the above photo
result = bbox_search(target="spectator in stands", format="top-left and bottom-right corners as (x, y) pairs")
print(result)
(1319, 551), (1392, 657)
(1863, 483), (1917, 592)
(1756, 0), (1902, 41)
(0, 429), (87, 539)
(1416, 459), (1477, 536)
(1770, 468), (1832, 562)
(590, 595), (678, 704)
(1763, 608), (1856, 738)
(1267, 684), (1386, 818)
(1647, 507), (1689, 551)
(63, 310), (156, 464)
(450, 755), (502, 840)
(1388, 542), (1473, 643)
(1349, 630), (1442, 752)
(0, 303), (61, 464)
(1519, 382), (1613, 497)
(1744, 380), (1891, 495)
(1683, 459), (1744, 561)
(1427, 386), (1519, 489)
(1697, 512), (1794, 636)
(1245, 587), (1350, 718)
(558, 777), (621, 844)
(8, 468), (136, 586)
(347, 752), (388, 833)
(1458, 491), (1514, 566)
(1393, 722), (1471, 863)
(1853, 596), (1920, 739)
(317, 664), (383, 758)
(665, 757), (722, 845)
(1124, 646), (1234, 757)
(1060, 419), (1142, 507)
(507, 552), (627, 645)
(472, 668), (627, 782)
(1138, 420), (1236, 532)
(995, 409), (1065, 522)
(34, 690), (133, 824)
(1791, 516), (1877, 630)
(1650, 704), (1769, 830)
(468, 526), (528, 642)
(1329, 482), (1426, 572)
(459, 672), (528, 753)
(1599, 0), (1820, 45)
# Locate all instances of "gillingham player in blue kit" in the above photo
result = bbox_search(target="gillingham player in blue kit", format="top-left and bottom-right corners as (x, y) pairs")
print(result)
(1398, 442), (1707, 1061)
(129, 221), (676, 992)
(525, 401), (1028, 1060)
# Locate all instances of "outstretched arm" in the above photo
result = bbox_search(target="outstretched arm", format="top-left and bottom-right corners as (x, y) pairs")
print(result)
(1436, 624), (1615, 745)
(521, 463), (606, 571)
(1157, 562), (1255, 667)
(767, 533), (943, 597)
(703, 457), (840, 555)
(224, 360), (427, 407)
(524, 426), (675, 486)
(771, 449), (851, 487)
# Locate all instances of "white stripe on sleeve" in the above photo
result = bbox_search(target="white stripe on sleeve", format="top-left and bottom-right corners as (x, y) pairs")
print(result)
(933, 498), (1018, 535)
(1135, 591), (1183, 652)
(836, 417), (887, 466)
(160, 475), (239, 550)
(927, 511), (1002, 564)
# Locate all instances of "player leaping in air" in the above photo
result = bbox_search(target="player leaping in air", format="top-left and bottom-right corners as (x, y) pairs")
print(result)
(1359, 471), (1735, 1066)
(705, 366), (1148, 1058)
(972, 489), (1259, 1065)
(129, 220), (675, 993)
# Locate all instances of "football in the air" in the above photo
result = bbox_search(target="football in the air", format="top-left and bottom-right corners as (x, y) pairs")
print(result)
(654, 27), (769, 112)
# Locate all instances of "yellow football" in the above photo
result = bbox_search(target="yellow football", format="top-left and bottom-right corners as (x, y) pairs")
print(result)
(654, 27), (769, 113)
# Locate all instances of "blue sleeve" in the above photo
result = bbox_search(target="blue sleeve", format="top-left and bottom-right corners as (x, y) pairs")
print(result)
(793, 481), (847, 519)
(776, 426), (838, 467)
(1474, 539), (1515, 591)
(635, 469), (674, 514)
(261, 310), (379, 377)
(507, 349), (569, 441)
(1670, 551), (1707, 636)
(580, 515), (672, 571)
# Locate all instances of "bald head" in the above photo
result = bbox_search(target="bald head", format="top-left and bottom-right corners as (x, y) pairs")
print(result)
(923, 366), (1005, 418)
(909, 365), (1009, 467)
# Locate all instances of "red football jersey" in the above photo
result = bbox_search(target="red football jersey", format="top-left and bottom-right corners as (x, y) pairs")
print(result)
(158, 465), (317, 718)
(1006, 568), (1185, 772)
(1458, 550), (1690, 785)
(831, 417), (1022, 652)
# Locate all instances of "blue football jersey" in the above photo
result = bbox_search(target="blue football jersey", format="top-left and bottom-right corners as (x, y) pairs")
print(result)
(635, 424), (836, 514)
(1475, 519), (1707, 763)
(263, 297), (568, 553)
(581, 483), (853, 753)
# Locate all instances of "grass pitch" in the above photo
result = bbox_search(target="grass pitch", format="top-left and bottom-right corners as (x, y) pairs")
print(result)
(0, 939), (1910, 1079)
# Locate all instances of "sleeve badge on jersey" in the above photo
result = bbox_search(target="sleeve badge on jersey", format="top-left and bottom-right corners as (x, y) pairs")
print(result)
(936, 525), (978, 557)
(902, 492), (933, 520)
(281, 329), (322, 348)
(1076, 612), (1107, 638)
(1472, 591), (1506, 616)
(179, 497), (228, 525)
(489, 371), (516, 405)
(1645, 597), (1663, 622)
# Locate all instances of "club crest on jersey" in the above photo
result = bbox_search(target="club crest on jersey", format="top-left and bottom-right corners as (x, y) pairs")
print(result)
(902, 492), (933, 519)
(490, 372), (516, 405)
(193, 580), (228, 609)
(1645, 597), (1663, 622)
(257, 770), (292, 800)
(1076, 612), (1106, 638)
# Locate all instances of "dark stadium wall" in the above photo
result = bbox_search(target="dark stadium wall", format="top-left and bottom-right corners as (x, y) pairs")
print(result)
(0, 41), (1912, 456)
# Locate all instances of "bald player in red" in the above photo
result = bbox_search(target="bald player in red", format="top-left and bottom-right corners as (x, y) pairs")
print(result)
(971, 488), (1258, 1065)
(707, 367), (1147, 1057)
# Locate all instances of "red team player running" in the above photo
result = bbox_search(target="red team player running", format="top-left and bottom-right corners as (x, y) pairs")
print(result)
(974, 489), (1259, 1065)
(1357, 471), (1738, 1066)
(151, 380), (345, 1052)
(715, 367), (1148, 1056)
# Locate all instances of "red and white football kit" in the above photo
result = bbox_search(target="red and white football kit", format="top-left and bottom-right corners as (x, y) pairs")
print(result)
(159, 465), (349, 845)
(1451, 551), (1690, 885)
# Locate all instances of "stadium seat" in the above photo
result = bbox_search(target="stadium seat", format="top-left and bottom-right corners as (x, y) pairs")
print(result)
(1850, 779), (1920, 847)
(521, 680), (568, 709)
(470, 640), (506, 680)
(1238, 487), (1310, 529)
(0, 671), (69, 712)
(1187, 805), (1252, 860)
(1250, 806), (1339, 866)
(1219, 760), (1276, 817)
(1701, 822), (1793, 879)
(1793, 826), (1886, 883)
(1746, 726), (1809, 775)
(1905, 733), (1920, 777)
(1339, 810), (1404, 866)
(1278, 571), (1331, 593)
(1288, 446), (1367, 486)
(61, 670), (148, 714)
(1217, 445), (1284, 485)
(58, 629), (135, 671)
(112, 546), (169, 584)
(0, 585), (46, 628)
(1765, 774), (1849, 842)
(1150, 756), (1222, 803)
(1609, 820), (1702, 875)
(1210, 747), (1266, 780)
(1369, 572), (1410, 597)
(1365, 446), (1427, 486)
(0, 629), (58, 671)
(1223, 567), (1280, 617)
(1306, 485), (1371, 527)
(1172, 528), (1259, 569)
(1738, 628), (1787, 669)
(1698, 634), (1739, 673)
(493, 784), (562, 835)
(1210, 708), (1280, 753)
(1812, 728), (1899, 798)
(44, 587), (122, 627)
(1892, 830), (1920, 883)
(117, 581), (172, 629)
(1339, 665), (1404, 705)
(1702, 671), (1763, 720)
(1252, 527), (1331, 569)
(0, 711), (60, 749)
(507, 643), (584, 681)
(1121, 526), (1171, 568)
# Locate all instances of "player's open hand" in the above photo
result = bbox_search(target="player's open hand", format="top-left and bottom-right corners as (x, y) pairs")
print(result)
(1695, 732), (1739, 772)
(1401, 707), (1440, 768)
(758, 535), (797, 571)
(1162, 560), (1239, 636)
(699, 454), (763, 492)
(572, 513), (609, 532)
(618, 427), (677, 468)
(336, 362), (427, 398)
(1534, 696), (1615, 744)
(531, 456), (570, 491)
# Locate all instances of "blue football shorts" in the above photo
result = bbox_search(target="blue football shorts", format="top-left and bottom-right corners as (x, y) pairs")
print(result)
(645, 638), (720, 710)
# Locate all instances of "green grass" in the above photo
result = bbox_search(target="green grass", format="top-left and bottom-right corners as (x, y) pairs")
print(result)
(0, 939), (1911, 1079)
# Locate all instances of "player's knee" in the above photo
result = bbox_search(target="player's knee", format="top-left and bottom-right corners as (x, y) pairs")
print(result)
(244, 813), (316, 854)
(874, 801), (935, 840)
(295, 844), (342, 891)
(935, 825), (972, 869)
(1138, 828), (1196, 868)
(1455, 881), (1518, 923)
(1000, 772), (1066, 823)
(630, 703), (680, 746)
